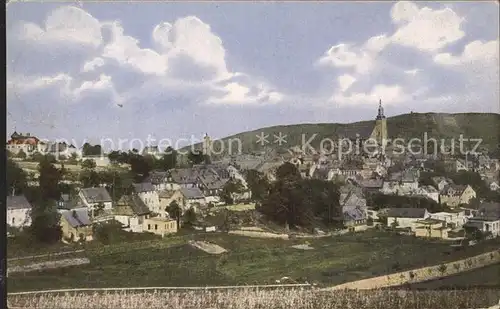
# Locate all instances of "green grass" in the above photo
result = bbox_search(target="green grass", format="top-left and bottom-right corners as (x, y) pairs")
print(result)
(7, 231), (500, 292)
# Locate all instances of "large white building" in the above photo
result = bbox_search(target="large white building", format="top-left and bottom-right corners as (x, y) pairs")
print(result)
(7, 195), (32, 229)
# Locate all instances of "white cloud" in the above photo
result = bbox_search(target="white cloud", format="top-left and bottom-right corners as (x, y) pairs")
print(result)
(9, 7), (283, 107)
(14, 6), (102, 48)
(101, 21), (168, 75)
(82, 57), (105, 72)
(332, 84), (410, 106)
(208, 82), (284, 105)
(337, 74), (356, 92)
(404, 68), (420, 76)
(434, 40), (499, 66)
(391, 1), (465, 51)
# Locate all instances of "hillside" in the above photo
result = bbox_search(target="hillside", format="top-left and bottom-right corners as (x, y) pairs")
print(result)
(181, 112), (500, 157)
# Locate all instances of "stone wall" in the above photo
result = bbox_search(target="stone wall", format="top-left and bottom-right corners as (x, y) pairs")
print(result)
(323, 249), (500, 290)
(228, 230), (289, 239)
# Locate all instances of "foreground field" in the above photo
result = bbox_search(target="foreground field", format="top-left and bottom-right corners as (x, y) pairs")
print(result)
(8, 288), (500, 309)
(8, 231), (500, 292)
(409, 263), (500, 289)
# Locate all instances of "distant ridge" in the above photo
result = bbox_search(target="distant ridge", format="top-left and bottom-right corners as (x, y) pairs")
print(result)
(181, 112), (500, 156)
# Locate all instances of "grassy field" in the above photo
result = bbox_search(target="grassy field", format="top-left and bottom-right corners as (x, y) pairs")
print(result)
(8, 289), (500, 309)
(7, 230), (500, 292)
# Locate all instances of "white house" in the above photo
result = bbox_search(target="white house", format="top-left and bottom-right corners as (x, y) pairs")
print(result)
(81, 156), (110, 167)
(78, 187), (113, 213)
(132, 182), (161, 214)
(431, 176), (453, 192)
(386, 208), (430, 230)
(114, 195), (151, 233)
(430, 210), (468, 229)
(7, 195), (32, 229)
(179, 187), (207, 211)
(418, 185), (440, 203)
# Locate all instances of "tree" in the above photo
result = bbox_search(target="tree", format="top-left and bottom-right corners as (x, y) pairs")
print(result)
(275, 162), (301, 182)
(17, 149), (27, 160)
(245, 169), (270, 202)
(82, 143), (102, 156)
(38, 155), (63, 201)
(220, 179), (245, 205)
(30, 156), (64, 243)
(68, 152), (79, 164)
(187, 151), (205, 165)
(81, 159), (97, 169)
(94, 202), (105, 218)
(129, 154), (153, 182)
(7, 158), (27, 196)
(166, 200), (182, 228)
(157, 147), (178, 171)
(183, 208), (197, 226)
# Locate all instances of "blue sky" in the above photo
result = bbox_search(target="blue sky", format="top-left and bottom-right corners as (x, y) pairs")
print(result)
(6, 1), (499, 148)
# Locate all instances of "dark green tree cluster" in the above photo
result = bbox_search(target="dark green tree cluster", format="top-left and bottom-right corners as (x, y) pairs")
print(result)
(82, 143), (102, 156)
(367, 193), (444, 212)
(244, 169), (270, 202)
(258, 162), (341, 228)
(219, 178), (246, 205)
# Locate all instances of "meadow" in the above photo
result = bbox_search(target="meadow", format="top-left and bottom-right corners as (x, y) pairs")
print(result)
(7, 288), (500, 309)
(8, 230), (500, 292)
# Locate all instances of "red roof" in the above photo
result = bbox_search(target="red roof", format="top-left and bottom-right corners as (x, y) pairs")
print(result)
(8, 137), (40, 145)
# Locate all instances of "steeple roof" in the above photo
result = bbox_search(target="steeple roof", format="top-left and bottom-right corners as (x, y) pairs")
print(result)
(376, 99), (386, 120)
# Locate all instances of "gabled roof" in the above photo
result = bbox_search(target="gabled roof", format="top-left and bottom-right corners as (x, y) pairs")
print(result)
(132, 182), (155, 193)
(478, 202), (500, 220)
(80, 187), (112, 204)
(158, 189), (178, 199)
(197, 174), (228, 190)
(7, 195), (32, 210)
(387, 208), (428, 218)
(145, 171), (169, 185)
(180, 187), (205, 199)
(441, 184), (471, 196)
(359, 179), (384, 189)
(62, 209), (91, 228)
(343, 205), (367, 221)
(116, 195), (151, 216)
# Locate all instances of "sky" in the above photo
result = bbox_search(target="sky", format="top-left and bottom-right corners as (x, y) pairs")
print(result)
(6, 1), (499, 149)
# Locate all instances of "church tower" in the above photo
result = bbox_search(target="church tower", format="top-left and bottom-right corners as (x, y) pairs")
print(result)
(202, 133), (212, 156)
(370, 99), (388, 147)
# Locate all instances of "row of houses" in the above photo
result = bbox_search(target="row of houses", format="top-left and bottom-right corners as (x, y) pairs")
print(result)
(336, 183), (500, 239)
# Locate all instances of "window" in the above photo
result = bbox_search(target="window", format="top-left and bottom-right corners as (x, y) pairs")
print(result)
(148, 224), (151, 230)
(155, 224), (158, 230)
(12, 217), (15, 225)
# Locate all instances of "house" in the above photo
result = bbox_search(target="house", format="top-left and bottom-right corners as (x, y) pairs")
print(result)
(464, 214), (500, 238)
(145, 171), (170, 191)
(197, 174), (228, 204)
(431, 176), (453, 192)
(6, 132), (42, 157)
(386, 208), (430, 230)
(143, 217), (178, 236)
(78, 187), (113, 215)
(180, 187), (206, 211)
(142, 146), (163, 159)
(159, 189), (185, 214)
(167, 168), (200, 189)
(430, 210), (468, 229)
(342, 206), (368, 232)
(81, 156), (110, 167)
(439, 184), (476, 208)
(114, 195), (151, 233)
(358, 179), (384, 194)
(7, 195), (32, 229)
(60, 209), (93, 242)
(401, 169), (419, 191)
(417, 185), (440, 203)
(132, 182), (161, 214)
(486, 179), (500, 192)
(414, 218), (449, 239)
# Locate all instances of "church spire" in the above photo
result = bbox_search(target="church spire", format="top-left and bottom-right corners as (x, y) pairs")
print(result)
(376, 99), (385, 120)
